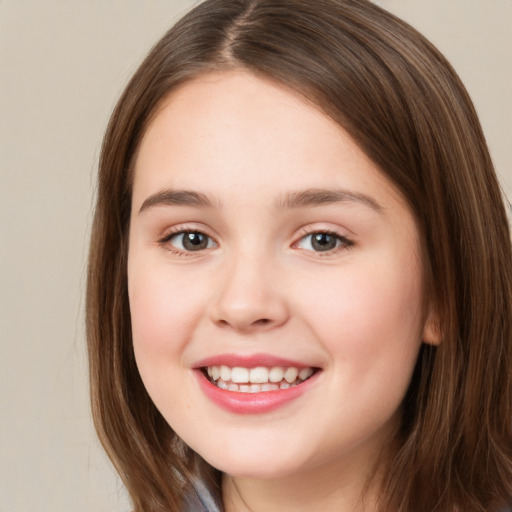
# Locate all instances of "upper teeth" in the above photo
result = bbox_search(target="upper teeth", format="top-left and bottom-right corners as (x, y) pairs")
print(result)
(206, 365), (314, 384)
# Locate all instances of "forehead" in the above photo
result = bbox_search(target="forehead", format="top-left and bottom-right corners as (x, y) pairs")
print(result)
(132, 70), (403, 211)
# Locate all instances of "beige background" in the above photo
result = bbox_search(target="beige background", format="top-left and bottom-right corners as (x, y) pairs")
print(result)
(1, 1), (510, 511)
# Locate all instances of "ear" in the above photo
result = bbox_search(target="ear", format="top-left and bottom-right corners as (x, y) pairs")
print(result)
(422, 306), (442, 346)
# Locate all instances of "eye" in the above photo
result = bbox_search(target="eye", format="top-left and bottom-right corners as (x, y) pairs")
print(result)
(165, 231), (216, 252)
(295, 231), (353, 253)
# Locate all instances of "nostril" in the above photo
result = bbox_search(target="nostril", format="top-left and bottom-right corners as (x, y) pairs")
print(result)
(215, 317), (271, 330)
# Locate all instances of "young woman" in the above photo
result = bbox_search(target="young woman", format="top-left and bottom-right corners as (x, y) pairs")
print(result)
(86, 1), (512, 511)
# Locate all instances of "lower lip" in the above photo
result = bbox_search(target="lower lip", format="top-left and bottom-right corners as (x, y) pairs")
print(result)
(194, 370), (320, 414)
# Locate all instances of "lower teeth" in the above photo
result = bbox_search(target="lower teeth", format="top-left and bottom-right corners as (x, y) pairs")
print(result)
(212, 377), (303, 393)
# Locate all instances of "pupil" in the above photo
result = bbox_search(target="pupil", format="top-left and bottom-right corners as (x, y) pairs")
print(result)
(183, 232), (207, 251)
(312, 233), (337, 251)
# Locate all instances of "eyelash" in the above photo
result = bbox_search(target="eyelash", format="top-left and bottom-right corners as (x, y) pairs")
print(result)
(158, 227), (355, 257)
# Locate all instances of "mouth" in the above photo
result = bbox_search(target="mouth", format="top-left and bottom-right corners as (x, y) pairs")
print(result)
(201, 365), (318, 393)
(193, 354), (322, 413)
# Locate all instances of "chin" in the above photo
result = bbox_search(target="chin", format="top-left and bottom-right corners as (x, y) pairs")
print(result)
(196, 442), (311, 480)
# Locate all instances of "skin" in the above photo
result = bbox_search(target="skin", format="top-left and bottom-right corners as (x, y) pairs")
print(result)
(128, 71), (438, 512)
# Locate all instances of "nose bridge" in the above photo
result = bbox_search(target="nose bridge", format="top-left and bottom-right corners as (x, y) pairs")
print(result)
(209, 244), (288, 332)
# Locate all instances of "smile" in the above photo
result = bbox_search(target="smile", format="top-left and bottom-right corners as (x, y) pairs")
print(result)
(194, 356), (321, 414)
(204, 365), (315, 393)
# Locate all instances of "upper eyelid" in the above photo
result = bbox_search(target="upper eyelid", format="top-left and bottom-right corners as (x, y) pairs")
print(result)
(294, 224), (353, 241)
(159, 224), (217, 241)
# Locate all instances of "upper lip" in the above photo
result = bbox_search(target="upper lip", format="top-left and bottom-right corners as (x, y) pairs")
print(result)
(193, 353), (318, 369)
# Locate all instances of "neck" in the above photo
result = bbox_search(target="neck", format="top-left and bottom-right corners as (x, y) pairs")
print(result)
(221, 449), (384, 512)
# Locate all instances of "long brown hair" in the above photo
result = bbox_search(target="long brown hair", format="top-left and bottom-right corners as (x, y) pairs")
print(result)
(86, 1), (512, 510)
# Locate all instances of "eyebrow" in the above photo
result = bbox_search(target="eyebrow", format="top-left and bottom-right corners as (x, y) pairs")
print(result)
(138, 189), (218, 214)
(138, 187), (383, 214)
(276, 188), (383, 212)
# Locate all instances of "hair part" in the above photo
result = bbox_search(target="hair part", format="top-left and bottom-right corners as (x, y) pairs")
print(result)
(87, 1), (512, 510)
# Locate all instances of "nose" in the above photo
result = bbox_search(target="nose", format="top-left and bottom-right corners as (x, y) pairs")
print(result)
(208, 251), (290, 333)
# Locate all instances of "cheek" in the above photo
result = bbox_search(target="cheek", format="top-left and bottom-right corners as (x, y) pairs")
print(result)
(127, 259), (211, 422)
(298, 253), (424, 367)
(301, 256), (424, 441)
(128, 259), (207, 361)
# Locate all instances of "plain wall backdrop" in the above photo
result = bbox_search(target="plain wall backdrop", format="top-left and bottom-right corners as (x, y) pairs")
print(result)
(1, 1), (510, 511)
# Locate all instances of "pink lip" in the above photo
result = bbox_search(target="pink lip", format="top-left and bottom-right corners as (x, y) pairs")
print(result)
(193, 367), (320, 416)
(193, 353), (314, 369)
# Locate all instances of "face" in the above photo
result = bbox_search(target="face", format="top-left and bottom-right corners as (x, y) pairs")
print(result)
(128, 71), (435, 482)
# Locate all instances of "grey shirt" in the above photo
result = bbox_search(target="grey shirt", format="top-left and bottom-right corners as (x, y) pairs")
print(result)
(183, 479), (222, 512)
